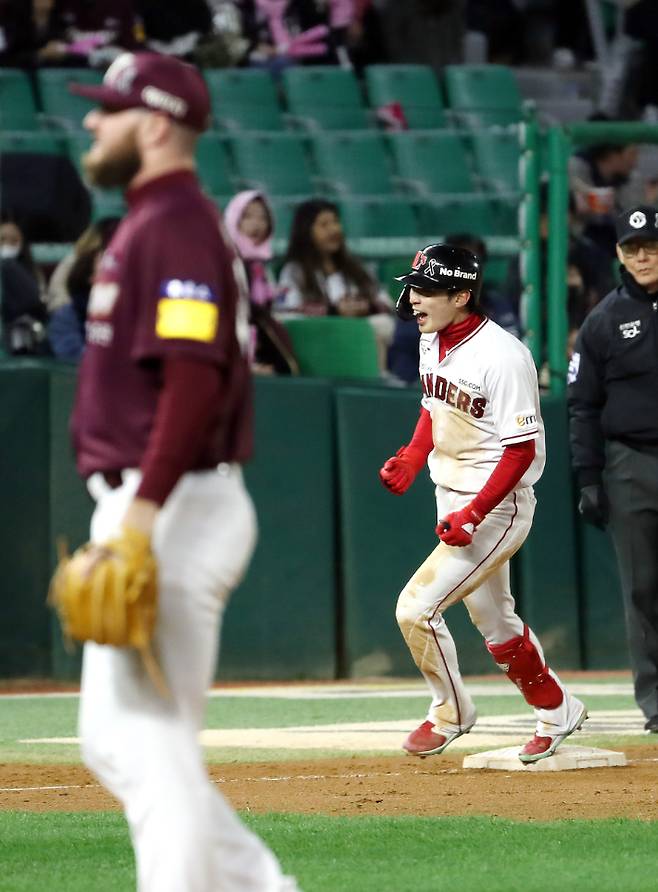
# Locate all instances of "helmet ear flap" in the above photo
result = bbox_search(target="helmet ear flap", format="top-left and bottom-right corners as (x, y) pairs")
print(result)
(395, 284), (415, 320)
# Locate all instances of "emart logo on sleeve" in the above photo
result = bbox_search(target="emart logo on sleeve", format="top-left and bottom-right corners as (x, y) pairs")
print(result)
(156, 279), (219, 342)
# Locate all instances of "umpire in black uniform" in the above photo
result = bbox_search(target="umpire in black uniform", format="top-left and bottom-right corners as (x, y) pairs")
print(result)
(568, 204), (658, 733)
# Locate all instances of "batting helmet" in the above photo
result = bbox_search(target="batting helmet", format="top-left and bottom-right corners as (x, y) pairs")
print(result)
(395, 244), (483, 320)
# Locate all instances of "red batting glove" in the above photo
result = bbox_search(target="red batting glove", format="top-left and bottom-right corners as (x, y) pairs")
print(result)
(379, 446), (424, 495)
(436, 504), (484, 547)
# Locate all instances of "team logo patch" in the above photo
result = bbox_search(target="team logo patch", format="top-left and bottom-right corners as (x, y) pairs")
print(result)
(619, 319), (641, 339)
(629, 211), (647, 229)
(567, 351), (580, 385)
(160, 279), (216, 302)
(104, 53), (138, 94)
(515, 412), (537, 428)
(412, 250), (428, 270)
(156, 299), (219, 342)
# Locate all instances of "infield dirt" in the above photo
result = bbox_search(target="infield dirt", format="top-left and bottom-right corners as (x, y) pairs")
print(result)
(2, 751), (658, 820)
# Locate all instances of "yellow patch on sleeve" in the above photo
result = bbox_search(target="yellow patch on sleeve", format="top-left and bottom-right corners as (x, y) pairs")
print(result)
(156, 298), (219, 342)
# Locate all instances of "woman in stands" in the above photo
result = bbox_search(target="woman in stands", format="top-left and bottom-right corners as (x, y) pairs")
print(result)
(224, 189), (298, 375)
(0, 215), (49, 354)
(277, 197), (394, 368)
(47, 216), (120, 362)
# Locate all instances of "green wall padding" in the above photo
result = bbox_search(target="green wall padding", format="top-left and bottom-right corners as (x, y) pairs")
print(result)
(0, 363), (52, 676)
(219, 376), (337, 679)
(335, 386), (496, 677)
(516, 395), (581, 668)
(578, 522), (626, 669)
(49, 365), (92, 680)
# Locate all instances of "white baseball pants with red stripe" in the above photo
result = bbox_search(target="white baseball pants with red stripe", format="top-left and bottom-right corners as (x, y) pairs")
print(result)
(395, 484), (575, 737)
(78, 468), (295, 892)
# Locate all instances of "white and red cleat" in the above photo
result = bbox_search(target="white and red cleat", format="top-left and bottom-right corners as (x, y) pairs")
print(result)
(519, 698), (588, 764)
(402, 720), (474, 757)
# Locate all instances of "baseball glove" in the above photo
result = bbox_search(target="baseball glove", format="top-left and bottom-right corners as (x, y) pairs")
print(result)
(49, 526), (168, 697)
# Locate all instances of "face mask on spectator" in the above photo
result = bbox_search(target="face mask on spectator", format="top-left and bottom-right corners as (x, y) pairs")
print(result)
(0, 245), (20, 260)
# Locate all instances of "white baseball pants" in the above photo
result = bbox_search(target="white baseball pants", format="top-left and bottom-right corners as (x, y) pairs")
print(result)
(396, 485), (576, 737)
(79, 467), (293, 892)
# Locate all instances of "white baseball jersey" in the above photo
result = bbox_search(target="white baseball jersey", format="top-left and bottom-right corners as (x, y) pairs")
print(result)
(419, 316), (546, 493)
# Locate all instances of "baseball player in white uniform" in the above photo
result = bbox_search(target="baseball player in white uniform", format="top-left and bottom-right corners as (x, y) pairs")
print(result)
(379, 244), (587, 763)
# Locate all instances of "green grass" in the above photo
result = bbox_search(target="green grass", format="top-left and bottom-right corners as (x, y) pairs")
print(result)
(0, 691), (644, 763)
(1, 811), (657, 892)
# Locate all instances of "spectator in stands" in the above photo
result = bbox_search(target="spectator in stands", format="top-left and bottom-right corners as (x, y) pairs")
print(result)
(569, 129), (658, 258)
(446, 234), (521, 337)
(565, 256), (588, 360)
(277, 197), (394, 368)
(387, 232), (521, 385)
(47, 217), (120, 361)
(343, 0), (387, 71)
(380, 0), (465, 72)
(0, 0), (58, 68)
(624, 0), (658, 121)
(466, 0), (524, 65)
(0, 216), (46, 297)
(37, 0), (141, 68)
(504, 186), (616, 336)
(235, 0), (352, 69)
(136, 0), (214, 60)
(0, 217), (49, 355)
(224, 190), (299, 375)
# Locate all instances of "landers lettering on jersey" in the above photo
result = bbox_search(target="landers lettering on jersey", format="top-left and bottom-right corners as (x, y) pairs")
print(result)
(421, 372), (487, 418)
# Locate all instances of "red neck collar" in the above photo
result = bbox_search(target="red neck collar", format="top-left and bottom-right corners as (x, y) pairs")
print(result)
(438, 313), (484, 360)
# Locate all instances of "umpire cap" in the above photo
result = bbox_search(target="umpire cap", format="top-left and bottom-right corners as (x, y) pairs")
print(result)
(615, 205), (658, 245)
(395, 243), (483, 320)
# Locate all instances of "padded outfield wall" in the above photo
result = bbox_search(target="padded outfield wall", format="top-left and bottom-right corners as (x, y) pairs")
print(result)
(0, 362), (625, 680)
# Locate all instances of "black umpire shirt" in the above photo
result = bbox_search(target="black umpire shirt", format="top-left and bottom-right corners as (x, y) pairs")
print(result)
(568, 268), (658, 487)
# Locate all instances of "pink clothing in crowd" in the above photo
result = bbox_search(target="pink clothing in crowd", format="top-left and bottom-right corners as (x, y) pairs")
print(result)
(253, 0), (354, 57)
(223, 190), (277, 306)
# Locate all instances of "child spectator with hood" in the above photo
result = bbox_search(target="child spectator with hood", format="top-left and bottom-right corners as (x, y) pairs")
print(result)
(224, 189), (299, 375)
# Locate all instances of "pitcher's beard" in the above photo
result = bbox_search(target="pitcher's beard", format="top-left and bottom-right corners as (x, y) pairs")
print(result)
(83, 142), (141, 189)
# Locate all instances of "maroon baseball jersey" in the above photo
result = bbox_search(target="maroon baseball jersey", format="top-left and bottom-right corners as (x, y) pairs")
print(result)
(71, 169), (252, 478)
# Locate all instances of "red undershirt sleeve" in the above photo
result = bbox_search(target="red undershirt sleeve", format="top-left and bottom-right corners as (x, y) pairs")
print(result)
(470, 439), (536, 519)
(136, 356), (222, 505)
(404, 407), (434, 470)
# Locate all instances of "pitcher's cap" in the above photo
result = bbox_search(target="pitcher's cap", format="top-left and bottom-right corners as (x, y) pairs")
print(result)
(70, 52), (210, 132)
(615, 205), (658, 245)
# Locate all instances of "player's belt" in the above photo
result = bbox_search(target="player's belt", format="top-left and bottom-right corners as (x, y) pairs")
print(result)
(102, 470), (124, 489)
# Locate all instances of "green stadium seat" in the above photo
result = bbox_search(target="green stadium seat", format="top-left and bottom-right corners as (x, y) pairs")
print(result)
(470, 129), (522, 193)
(38, 68), (103, 129)
(387, 131), (475, 195)
(204, 69), (285, 131)
(228, 132), (315, 195)
(281, 317), (380, 377)
(0, 131), (68, 157)
(310, 132), (393, 196)
(268, 197), (304, 246)
(195, 133), (235, 195)
(443, 65), (524, 128)
(0, 69), (39, 130)
(365, 64), (446, 130)
(282, 66), (370, 130)
(417, 195), (518, 238)
(378, 255), (415, 302)
(337, 198), (418, 239)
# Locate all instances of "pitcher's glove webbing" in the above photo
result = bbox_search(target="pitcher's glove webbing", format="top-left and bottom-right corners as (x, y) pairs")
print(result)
(49, 526), (168, 697)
